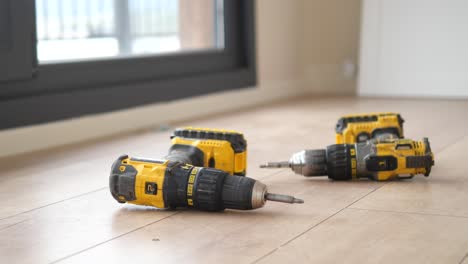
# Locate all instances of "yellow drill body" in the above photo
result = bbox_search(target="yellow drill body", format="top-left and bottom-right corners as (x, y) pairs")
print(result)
(335, 112), (404, 144)
(113, 156), (169, 208)
(261, 138), (434, 181)
(110, 155), (303, 212)
(351, 138), (434, 181)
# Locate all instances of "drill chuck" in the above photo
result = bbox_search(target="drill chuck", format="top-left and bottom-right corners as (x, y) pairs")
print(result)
(260, 149), (327, 177)
(289, 149), (327, 176)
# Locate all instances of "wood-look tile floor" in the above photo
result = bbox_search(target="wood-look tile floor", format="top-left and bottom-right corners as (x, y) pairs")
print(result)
(1, 97), (468, 264)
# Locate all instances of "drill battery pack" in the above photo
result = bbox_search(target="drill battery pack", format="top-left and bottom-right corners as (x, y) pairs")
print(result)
(168, 127), (247, 176)
(335, 112), (404, 144)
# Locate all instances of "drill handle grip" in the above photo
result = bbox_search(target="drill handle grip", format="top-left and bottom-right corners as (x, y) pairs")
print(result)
(166, 144), (205, 166)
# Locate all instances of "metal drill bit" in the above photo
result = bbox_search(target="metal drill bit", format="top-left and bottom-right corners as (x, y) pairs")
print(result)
(259, 161), (290, 168)
(265, 193), (304, 204)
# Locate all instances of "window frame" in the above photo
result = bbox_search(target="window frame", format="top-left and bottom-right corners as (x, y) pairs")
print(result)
(0, 0), (256, 129)
(0, 0), (36, 82)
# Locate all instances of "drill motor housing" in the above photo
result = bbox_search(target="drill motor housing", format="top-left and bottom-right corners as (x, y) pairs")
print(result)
(323, 138), (434, 181)
(335, 112), (404, 144)
(168, 127), (247, 176)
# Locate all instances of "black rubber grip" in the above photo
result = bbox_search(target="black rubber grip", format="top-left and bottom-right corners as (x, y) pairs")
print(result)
(109, 155), (137, 203)
(167, 144), (204, 166)
(164, 165), (255, 211)
(163, 162), (191, 209)
(326, 144), (352, 180)
(423, 137), (434, 177)
(221, 176), (255, 210)
(192, 168), (227, 211)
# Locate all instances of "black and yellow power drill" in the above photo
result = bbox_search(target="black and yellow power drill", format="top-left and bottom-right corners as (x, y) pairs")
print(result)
(110, 155), (303, 211)
(110, 127), (303, 211)
(260, 138), (434, 181)
(335, 112), (404, 144)
(167, 127), (247, 176)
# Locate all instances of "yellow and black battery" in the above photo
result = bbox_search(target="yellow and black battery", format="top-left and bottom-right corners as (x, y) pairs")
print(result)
(167, 127), (247, 176)
(335, 113), (404, 144)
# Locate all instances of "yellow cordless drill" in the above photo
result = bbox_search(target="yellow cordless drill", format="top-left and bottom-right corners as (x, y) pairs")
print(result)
(335, 112), (404, 144)
(110, 127), (302, 211)
(167, 127), (247, 176)
(260, 138), (434, 181)
(110, 155), (303, 211)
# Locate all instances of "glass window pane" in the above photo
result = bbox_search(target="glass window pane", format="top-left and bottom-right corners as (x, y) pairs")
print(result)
(36, 0), (224, 63)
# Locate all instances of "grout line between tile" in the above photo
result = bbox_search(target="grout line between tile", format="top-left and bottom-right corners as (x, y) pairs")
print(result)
(48, 170), (296, 263)
(255, 169), (290, 181)
(51, 211), (182, 264)
(435, 134), (468, 154)
(44, 169), (288, 263)
(0, 187), (107, 222)
(251, 184), (387, 264)
(0, 219), (30, 232)
(347, 207), (468, 219)
(459, 251), (468, 264)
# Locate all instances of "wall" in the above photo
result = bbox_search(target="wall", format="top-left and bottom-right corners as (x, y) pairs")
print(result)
(299, 0), (362, 95)
(359, 0), (468, 97)
(0, 0), (362, 158)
